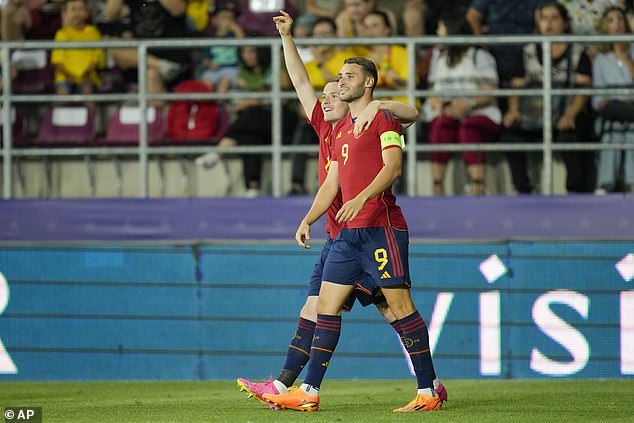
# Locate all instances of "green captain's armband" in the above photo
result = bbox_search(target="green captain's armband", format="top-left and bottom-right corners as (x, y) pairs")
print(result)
(380, 131), (402, 149)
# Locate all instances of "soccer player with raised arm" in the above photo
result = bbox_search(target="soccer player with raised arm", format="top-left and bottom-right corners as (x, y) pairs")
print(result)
(264, 56), (443, 413)
(235, 11), (447, 411)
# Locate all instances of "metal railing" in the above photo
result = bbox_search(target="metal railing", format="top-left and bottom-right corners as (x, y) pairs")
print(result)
(2, 33), (634, 198)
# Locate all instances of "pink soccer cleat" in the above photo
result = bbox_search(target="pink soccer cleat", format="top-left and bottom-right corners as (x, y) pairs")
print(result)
(236, 377), (282, 410)
(436, 382), (448, 403)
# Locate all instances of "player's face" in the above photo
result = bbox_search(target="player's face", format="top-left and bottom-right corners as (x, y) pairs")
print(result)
(337, 63), (369, 102)
(321, 81), (349, 122)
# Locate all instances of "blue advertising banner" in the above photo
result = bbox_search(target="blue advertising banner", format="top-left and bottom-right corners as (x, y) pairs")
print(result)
(0, 241), (632, 381)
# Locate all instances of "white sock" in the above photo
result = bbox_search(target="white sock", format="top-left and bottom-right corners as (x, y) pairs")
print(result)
(273, 379), (288, 394)
(417, 388), (434, 396)
(300, 383), (320, 396)
(433, 378), (441, 390)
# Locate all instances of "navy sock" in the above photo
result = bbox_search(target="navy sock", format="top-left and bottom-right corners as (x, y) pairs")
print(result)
(278, 317), (315, 387)
(399, 311), (437, 389)
(303, 314), (341, 389)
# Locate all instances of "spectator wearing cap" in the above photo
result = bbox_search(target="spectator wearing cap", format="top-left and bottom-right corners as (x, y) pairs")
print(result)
(196, 0), (244, 92)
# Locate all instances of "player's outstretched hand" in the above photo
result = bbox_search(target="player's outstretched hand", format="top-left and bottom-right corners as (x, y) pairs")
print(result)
(273, 10), (293, 36)
(354, 100), (380, 136)
(336, 197), (365, 223)
(295, 220), (311, 248)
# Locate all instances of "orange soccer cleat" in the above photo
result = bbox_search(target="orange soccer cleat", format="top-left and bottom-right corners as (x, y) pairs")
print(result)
(393, 393), (443, 412)
(263, 387), (319, 412)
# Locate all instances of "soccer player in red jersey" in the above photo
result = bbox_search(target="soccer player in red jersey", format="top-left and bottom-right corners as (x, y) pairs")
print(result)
(236, 10), (450, 411)
(264, 56), (443, 412)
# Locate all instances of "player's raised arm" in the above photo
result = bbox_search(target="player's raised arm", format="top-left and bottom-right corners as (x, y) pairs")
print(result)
(296, 161), (340, 248)
(354, 100), (419, 135)
(273, 10), (318, 117)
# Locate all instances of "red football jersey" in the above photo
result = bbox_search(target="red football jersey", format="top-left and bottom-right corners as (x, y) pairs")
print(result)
(308, 102), (344, 238)
(331, 109), (407, 230)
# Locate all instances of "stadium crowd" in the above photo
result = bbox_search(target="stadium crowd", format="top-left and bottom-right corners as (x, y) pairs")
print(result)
(2, 0), (634, 197)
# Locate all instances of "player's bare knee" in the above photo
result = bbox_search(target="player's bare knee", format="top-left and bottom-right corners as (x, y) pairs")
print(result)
(316, 296), (342, 316)
(383, 298), (416, 320)
(299, 296), (318, 322)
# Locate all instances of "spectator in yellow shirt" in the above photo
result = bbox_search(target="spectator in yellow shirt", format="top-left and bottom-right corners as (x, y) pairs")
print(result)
(363, 10), (410, 102)
(51, 0), (104, 101)
(304, 17), (355, 89)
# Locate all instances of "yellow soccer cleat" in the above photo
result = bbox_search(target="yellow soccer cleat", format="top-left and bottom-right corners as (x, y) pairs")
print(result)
(393, 393), (443, 412)
(263, 387), (319, 412)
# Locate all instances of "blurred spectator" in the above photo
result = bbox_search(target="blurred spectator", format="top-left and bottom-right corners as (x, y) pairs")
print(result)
(206, 46), (296, 197)
(185, 0), (209, 32)
(196, 0), (244, 92)
(372, 0), (424, 35)
(593, 6), (634, 193)
(626, 0), (634, 29)
(2, 0), (62, 41)
(424, 0), (470, 35)
(295, 0), (341, 30)
(363, 10), (409, 99)
(416, 0), (469, 91)
(103, 0), (190, 104)
(305, 17), (354, 88)
(291, 15), (314, 62)
(304, 0), (341, 20)
(401, 0), (424, 35)
(558, 0), (624, 35)
(466, 0), (546, 85)
(51, 0), (105, 103)
(501, 2), (595, 194)
(335, 0), (397, 41)
(422, 15), (501, 196)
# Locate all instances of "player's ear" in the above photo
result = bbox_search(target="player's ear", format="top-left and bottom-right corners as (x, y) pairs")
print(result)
(365, 75), (375, 89)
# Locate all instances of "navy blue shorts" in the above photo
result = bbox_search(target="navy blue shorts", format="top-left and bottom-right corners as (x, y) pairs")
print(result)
(322, 227), (411, 288)
(308, 236), (385, 310)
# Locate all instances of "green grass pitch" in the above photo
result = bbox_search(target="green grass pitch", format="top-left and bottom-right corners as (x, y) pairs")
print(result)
(2, 379), (634, 422)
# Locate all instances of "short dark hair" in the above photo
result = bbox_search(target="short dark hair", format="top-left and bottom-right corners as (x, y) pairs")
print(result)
(343, 57), (378, 92)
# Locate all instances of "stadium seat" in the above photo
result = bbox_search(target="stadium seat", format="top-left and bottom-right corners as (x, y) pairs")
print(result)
(33, 106), (97, 196)
(103, 106), (164, 196)
(104, 106), (164, 145)
(0, 107), (28, 147)
(11, 50), (54, 94)
(36, 106), (97, 145)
